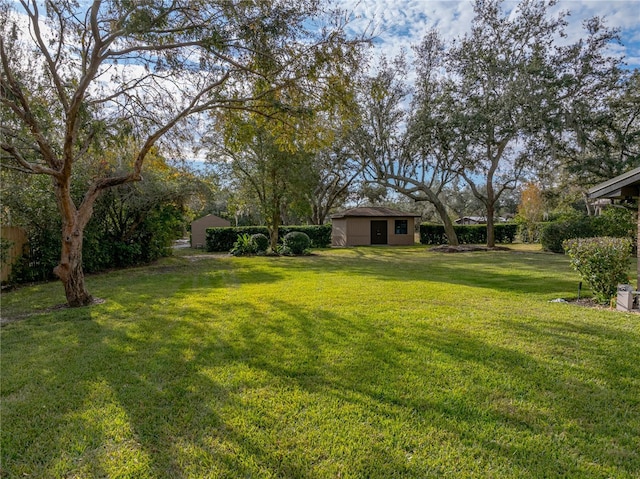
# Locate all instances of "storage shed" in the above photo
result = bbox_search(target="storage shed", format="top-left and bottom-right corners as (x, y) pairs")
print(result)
(331, 207), (420, 247)
(190, 214), (230, 248)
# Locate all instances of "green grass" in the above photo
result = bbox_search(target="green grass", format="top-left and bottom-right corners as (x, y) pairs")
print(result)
(1, 245), (639, 478)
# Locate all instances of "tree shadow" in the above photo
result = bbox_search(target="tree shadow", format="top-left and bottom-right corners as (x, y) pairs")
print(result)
(276, 248), (580, 297)
(3, 251), (639, 477)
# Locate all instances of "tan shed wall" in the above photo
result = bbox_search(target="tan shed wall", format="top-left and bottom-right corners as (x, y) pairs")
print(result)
(191, 215), (231, 248)
(345, 217), (372, 246)
(1, 226), (27, 283)
(332, 216), (416, 247)
(331, 218), (348, 246)
(389, 217), (416, 246)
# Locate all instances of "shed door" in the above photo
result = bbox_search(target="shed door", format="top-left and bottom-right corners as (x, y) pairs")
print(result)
(370, 220), (388, 245)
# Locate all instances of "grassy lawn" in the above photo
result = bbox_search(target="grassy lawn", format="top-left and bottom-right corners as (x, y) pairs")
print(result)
(1, 245), (639, 478)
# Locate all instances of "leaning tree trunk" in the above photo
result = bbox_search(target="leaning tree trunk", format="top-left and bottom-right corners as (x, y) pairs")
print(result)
(434, 201), (459, 246)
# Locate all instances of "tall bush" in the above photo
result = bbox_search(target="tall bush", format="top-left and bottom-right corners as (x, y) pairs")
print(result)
(563, 236), (632, 303)
(5, 172), (187, 284)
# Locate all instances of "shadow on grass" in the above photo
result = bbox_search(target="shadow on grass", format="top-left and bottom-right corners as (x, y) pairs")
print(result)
(0, 256), (284, 324)
(229, 298), (640, 477)
(3, 251), (639, 477)
(272, 247), (580, 297)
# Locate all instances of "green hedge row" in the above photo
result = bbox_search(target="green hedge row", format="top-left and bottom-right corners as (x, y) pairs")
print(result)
(540, 209), (636, 253)
(419, 223), (518, 245)
(206, 224), (332, 252)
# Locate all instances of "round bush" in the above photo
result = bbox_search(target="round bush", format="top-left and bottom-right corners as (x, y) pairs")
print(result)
(563, 236), (632, 303)
(251, 233), (269, 253)
(283, 231), (311, 255)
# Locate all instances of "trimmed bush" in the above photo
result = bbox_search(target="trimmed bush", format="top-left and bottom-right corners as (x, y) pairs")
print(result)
(494, 223), (518, 244)
(282, 231), (311, 255)
(419, 223), (518, 245)
(206, 225), (331, 252)
(279, 225), (332, 249)
(251, 233), (269, 253)
(563, 236), (632, 304)
(419, 223), (448, 245)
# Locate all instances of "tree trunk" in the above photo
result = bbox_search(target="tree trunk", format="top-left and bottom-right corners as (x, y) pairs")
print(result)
(434, 201), (459, 246)
(268, 209), (280, 251)
(637, 199), (639, 290)
(53, 222), (93, 307)
(486, 204), (496, 248)
(53, 178), (97, 307)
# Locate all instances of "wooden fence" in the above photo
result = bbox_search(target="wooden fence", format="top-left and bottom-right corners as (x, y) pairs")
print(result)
(1, 226), (27, 283)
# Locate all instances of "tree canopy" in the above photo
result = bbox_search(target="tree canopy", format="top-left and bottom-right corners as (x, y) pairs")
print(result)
(1, 0), (367, 305)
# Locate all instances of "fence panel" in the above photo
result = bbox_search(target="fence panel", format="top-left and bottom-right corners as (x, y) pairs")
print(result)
(1, 227), (27, 283)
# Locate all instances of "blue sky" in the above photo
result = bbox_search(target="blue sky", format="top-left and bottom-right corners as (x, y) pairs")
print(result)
(343, 0), (640, 70)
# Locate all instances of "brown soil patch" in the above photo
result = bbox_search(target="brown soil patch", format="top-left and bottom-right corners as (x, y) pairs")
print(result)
(0, 297), (105, 326)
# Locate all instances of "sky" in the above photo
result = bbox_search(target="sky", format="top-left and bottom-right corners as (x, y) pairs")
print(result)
(341, 0), (640, 71)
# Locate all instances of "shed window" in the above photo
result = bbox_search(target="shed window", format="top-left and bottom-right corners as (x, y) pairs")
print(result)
(395, 219), (408, 235)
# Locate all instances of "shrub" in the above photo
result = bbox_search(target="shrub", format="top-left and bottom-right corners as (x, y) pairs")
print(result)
(455, 225), (487, 244)
(206, 227), (267, 252)
(11, 228), (60, 282)
(251, 233), (269, 253)
(282, 231), (311, 255)
(0, 238), (13, 266)
(541, 209), (636, 253)
(541, 216), (594, 253)
(206, 225), (331, 252)
(419, 223), (518, 245)
(230, 234), (256, 256)
(419, 223), (448, 245)
(518, 222), (550, 244)
(563, 236), (632, 304)
(279, 224), (332, 249)
(592, 207), (635, 240)
(494, 223), (518, 243)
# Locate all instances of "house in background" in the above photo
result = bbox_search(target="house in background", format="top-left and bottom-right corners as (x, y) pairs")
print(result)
(455, 216), (508, 225)
(190, 214), (230, 248)
(331, 207), (420, 247)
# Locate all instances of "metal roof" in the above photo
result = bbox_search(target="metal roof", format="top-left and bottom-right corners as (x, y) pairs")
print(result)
(331, 206), (421, 219)
(588, 166), (640, 199)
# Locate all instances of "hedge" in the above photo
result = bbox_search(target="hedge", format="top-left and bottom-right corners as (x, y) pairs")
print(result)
(419, 223), (518, 245)
(540, 208), (636, 253)
(206, 224), (332, 252)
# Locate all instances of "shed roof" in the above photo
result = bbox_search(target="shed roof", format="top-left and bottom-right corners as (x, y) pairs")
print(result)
(331, 206), (421, 219)
(191, 214), (231, 227)
(588, 166), (640, 199)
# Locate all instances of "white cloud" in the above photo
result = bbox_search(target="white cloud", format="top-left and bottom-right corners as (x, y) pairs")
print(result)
(343, 0), (640, 71)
